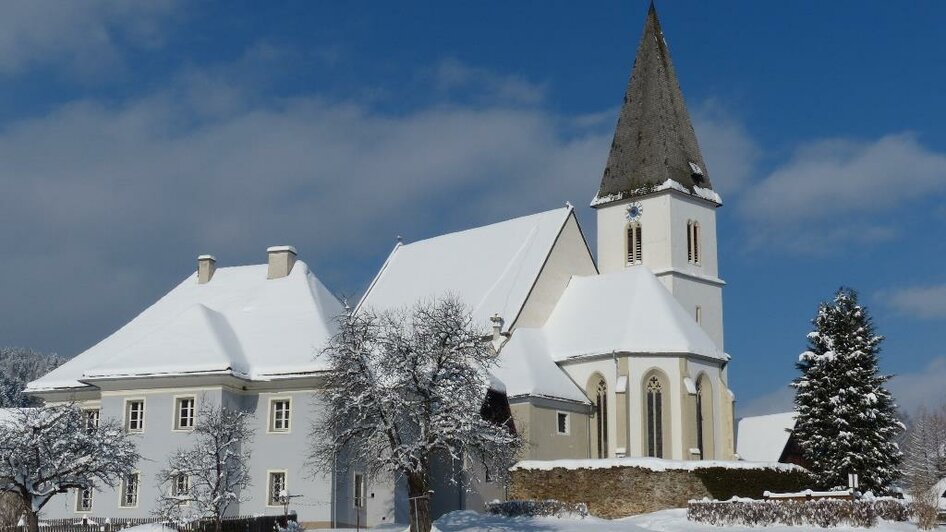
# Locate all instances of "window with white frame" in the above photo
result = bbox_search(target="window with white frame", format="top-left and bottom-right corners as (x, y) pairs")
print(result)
(556, 412), (569, 434)
(120, 473), (139, 508)
(175, 397), (195, 430)
(75, 488), (93, 512)
(626, 223), (643, 265)
(269, 399), (291, 432)
(171, 474), (190, 499)
(84, 409), (100, 432)
(353, 473), (366, 508)
(687, 220), (700, 265)
(125, 400), (144, 432)
(268, 472), (286, 506)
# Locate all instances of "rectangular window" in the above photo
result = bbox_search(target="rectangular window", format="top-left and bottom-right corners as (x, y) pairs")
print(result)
(75, 488), (93, 512)
(268, 472), (287, 506)
(125, 400), (145, 432)
(269, 399), (291, 432)
(171, 474), (190, 498)
(175, 397), (196, 430)
(84, 409), (100, 432)
(695, 306), (702, 324)
(556, 412), (569, 435)
(353, 473), (366, 508)
(692, 224), (700, 264)
(120, 473), (139, 508)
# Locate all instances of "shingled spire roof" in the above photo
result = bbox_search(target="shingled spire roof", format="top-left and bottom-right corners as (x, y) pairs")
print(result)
(594, 3), (714, 206)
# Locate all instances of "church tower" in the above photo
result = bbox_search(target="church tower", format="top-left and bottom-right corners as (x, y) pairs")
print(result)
(593, 3), (725, 351)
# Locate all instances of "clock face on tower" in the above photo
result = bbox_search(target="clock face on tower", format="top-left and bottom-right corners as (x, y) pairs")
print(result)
(626, 202), (643, 221)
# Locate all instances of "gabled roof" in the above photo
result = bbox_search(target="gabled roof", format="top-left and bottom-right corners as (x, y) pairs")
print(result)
(736, 412), (797, 462)
(27, 260), (342, 392)
(543, 267), (725, 361)
(595, 3), (712, 206)
(492, 329), (590, 404)
(356, 207), (574, 331)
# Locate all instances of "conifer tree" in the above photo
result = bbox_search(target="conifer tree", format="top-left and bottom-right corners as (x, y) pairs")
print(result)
(792, 287), (903, 493)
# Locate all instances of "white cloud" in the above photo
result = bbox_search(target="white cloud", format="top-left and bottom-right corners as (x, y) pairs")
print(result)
(0, 0), (179, 78)
(691, 101), (760, 196)
(739, 133), (946, 250)
(883, 284), (946, 319)
(0, 61), (609, 354)
(434, 58), (548, 105)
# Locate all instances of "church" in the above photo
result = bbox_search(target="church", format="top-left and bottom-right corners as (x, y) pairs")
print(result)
(360, 2), (735, 464)
(27, 3), (736, 527)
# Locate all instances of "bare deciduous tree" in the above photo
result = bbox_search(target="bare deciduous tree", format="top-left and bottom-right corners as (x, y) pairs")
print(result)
(0, 405), (139, 532)
(309, 296), (521, 532)
(154, 404), (254, 532)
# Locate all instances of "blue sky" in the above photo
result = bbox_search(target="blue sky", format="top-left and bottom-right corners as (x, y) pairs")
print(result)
(1, 1), (945, 416)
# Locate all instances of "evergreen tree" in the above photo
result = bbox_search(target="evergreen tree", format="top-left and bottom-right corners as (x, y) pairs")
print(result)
(792, 287), (903, 493)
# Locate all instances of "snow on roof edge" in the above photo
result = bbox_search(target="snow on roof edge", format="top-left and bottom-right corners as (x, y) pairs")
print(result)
(511, 457), (804, 473)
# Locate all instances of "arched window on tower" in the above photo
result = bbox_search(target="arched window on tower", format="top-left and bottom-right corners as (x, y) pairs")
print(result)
(687, 220), (700, 265)
(646, 375), (663, 458)
(595, 379), (608, 458)
(626, 223), (643, 266)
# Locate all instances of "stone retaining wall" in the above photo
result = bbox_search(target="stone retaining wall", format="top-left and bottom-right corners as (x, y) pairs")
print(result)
(510, 466), (710, 518)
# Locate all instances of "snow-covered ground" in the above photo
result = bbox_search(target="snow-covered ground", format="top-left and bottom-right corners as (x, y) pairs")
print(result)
(426, 508), (926, 531)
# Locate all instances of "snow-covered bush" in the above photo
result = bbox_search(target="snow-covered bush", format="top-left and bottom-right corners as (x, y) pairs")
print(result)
(485, 499), (589, 519)
(687, 498), (912, 528)
(792, 287), (903, 493)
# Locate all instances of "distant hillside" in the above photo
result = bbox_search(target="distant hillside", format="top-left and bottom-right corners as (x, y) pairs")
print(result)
(0, 347), (63, 407)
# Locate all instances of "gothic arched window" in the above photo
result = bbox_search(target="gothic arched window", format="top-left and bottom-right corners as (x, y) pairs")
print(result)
(626, 223), (643, 266)
(646, 375), (663, 458)
(595, 379), (608, 458)
(695, 379), (705, 458)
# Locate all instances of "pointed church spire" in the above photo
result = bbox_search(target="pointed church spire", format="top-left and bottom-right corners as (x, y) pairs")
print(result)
(594, 3), (712, 206)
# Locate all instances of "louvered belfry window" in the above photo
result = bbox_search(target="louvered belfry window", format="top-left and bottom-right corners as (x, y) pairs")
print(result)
(626, 223), (643, 265)
(687, 220), (700, 265)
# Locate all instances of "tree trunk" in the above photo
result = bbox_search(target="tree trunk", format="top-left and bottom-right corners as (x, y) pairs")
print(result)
(25, 510), (39, 532)
(407, 472), (432, 532)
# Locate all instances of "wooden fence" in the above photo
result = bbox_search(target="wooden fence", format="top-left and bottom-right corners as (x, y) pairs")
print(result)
(1, 515), (293, 532)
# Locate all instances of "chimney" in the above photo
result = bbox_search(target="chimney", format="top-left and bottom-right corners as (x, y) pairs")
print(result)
(490, 314), (506, 350)
(197, 255), (217, 284)
(267, 246), (297, 279)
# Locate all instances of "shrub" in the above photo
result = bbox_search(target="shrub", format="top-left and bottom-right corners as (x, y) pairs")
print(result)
(687, 498), (914, 528)
(692, 467), (812, 500)
(486, 499), (589, 519)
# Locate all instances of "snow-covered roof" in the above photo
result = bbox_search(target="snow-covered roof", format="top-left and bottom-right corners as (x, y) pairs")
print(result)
(736, 411), (797, 463)
(357, 207), (573, 331)
(27, 260), (342, 392)
(542, 267), (725, 361)
(492, 330), (590, 404)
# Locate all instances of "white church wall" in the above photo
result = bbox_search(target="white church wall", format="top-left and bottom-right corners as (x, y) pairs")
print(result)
(513, 212), (597, 329)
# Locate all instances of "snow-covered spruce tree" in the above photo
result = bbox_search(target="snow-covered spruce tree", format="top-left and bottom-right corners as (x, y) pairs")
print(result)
(0, 347), (62, 407)
(154, 404), (253, 532)
(0, 405), (139, 532)
(791, 287), (903, 492)
(309, 296), (522, 532)
(901, 406), (946, 529)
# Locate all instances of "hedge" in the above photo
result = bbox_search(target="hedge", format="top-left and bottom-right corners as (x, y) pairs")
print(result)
(693, 467), (812, 500)
(485, 499), (589, 519)
(687, 498), (912, 528)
